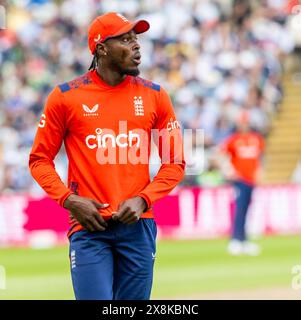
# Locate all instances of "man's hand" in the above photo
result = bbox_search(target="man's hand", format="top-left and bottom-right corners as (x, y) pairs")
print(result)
(64, 194), (109, 232)
(112, 196), (147, 224)
(224, 168), (239, 182)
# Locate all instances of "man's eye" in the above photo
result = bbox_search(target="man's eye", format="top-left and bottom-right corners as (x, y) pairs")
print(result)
(122, 37), (137, 43)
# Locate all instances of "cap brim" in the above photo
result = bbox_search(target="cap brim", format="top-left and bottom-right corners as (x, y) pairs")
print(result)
(104, 20), (150, 42)
(132, 20), (150, 34)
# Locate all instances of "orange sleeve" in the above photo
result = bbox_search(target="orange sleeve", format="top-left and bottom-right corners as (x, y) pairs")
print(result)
(29, 87), (73, 207)
(220, 135), (234, 156)
(138, 87), (185, 209)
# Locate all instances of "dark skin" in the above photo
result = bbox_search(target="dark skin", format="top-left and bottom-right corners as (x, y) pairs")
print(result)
(64, 195), (109, 232)
(96, 30), (142, 85)
(64, 30), (147, 231)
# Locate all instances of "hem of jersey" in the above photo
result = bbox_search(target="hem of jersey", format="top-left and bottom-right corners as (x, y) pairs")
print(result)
(67, 210), (154, 238)
(234, 178), (255, 186)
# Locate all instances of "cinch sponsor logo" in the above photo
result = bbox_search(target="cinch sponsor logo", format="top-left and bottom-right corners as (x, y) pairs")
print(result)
(85, 128), (141, 149)
(167, 118), (180, 131)
(82, 120), (202, 172)
(236, 145), (260, 159)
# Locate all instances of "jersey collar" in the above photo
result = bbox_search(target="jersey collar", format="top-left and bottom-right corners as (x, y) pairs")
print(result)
(89, 70), (131, 89)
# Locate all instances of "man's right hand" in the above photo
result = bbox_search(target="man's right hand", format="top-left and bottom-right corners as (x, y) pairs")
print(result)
(63, 194), (109, 232)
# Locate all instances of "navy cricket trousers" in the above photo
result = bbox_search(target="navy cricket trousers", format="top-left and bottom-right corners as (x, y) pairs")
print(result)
(232, 180), (254, 241)
(69, 218), (157, 300)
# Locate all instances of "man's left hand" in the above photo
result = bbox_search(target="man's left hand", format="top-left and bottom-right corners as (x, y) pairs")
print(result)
(112, 196), (147, 224)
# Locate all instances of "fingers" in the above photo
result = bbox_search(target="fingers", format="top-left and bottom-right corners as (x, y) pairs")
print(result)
(85, 201), (108, 231)
(112, 202), (125, 221)
(79, 217), (96, 232)
(113, 205), (139, 225)
(94, 212), (108, 229)
(81, 215), (106, 232)
(117, 207), (132, 223)
(68, 198), (110, 232)
(112, 212), (119, 221)
(93, 201), (110, 209)
(113, 203), (129, 222)
(121, 214), (139, 225)
(113, 202), (130, 222)
(91, 215), (107, 231)
(119, 208), (139, 224)
(83, 220), (96, 232)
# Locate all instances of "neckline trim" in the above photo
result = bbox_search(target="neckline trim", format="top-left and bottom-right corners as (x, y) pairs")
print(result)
(89, 70), (131, 89)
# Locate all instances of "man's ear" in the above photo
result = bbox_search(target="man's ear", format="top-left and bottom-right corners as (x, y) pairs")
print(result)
(96, 43), (107, 57)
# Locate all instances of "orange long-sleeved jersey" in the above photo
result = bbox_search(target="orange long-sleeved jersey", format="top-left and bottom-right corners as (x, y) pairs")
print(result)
(29, 70), (185, 236)
(221, 132), (264, 185)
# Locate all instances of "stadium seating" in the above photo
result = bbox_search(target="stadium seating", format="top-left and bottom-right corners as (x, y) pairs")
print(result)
(0, 0), (298, 192)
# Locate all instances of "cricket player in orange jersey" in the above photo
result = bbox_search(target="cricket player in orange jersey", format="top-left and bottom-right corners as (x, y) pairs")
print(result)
(220, 111), (264, 256)
(29, 12), (185, 300)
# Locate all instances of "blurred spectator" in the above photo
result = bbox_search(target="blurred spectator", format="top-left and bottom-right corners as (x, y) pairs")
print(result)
(0, 0), (296, 193)
(196, 157), (225, 187)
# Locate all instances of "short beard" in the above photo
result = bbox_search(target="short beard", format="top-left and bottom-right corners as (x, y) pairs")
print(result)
(122, 67), (140, 77)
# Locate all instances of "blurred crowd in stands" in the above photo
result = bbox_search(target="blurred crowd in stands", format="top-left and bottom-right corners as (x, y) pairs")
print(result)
(0, 0), (300, 193)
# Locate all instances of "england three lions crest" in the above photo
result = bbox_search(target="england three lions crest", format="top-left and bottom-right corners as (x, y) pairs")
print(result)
(134, 96), (144, 116)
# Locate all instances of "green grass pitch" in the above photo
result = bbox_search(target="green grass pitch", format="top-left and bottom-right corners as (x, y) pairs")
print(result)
(0, 235), (300, 299)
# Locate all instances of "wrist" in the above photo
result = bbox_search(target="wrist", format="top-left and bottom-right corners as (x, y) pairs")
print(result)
(138, 196), (148, 212)
(63, 193), (76, 209)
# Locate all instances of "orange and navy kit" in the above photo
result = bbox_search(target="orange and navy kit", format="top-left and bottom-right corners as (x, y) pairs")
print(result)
(221, 132), (264, 185)
(29, 70), (185, 237)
